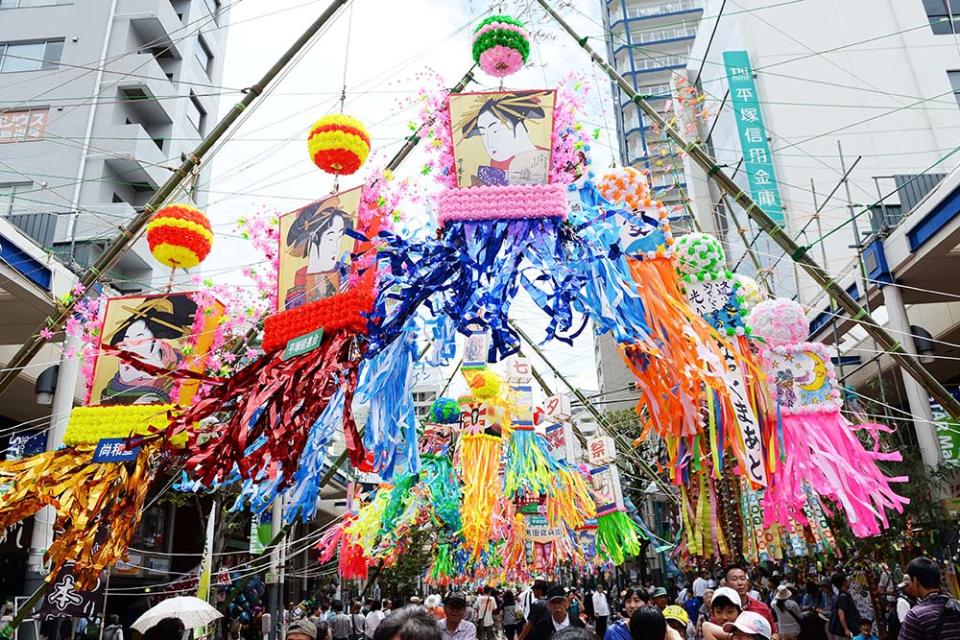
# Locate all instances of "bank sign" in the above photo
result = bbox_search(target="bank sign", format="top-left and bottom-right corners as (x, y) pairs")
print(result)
(723, 51), (785, 227)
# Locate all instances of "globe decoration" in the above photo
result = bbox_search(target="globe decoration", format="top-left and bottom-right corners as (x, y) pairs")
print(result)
(748, 298), (809, 347)
(307, 113), (371, 175)
(472, 15), (531, 78)
(674, 232), (726, 279)
(146, 203), (213, 269)
(428, 397), (461, 424)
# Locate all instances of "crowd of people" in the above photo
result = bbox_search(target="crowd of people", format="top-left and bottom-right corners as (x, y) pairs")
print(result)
(276, 557), (960, 640)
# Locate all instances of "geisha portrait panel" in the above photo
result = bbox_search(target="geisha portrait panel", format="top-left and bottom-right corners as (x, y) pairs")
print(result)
(449, 90), (556, 188)
(278, 187), (362, 312)
(89, 292), (221, 406)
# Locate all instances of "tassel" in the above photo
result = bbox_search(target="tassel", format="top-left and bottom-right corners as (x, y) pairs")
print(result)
(459, 433), (503, 558)
(595, 510), (644, 565)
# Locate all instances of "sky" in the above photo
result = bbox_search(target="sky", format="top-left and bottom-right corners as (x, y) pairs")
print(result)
(202, 0), (621, 394)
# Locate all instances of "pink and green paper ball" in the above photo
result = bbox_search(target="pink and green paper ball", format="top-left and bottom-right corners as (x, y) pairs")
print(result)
(472, 15), (530, 78)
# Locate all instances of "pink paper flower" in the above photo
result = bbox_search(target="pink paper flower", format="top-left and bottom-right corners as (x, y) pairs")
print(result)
(39, 327), (54, 341)
(478, 45), (524, 78)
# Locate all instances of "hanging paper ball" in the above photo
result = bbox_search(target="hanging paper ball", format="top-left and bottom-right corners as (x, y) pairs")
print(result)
(465, 368), (502, 400)
(472, 15), (530, 78)
(748, 298), (809, 346)
(674, 233), (726, 276)
(307, 113), (371, 176)
(597, 166), (651, 211)
(429, 397), (461, 424)
(733, 274), (766, 311)
(146, 203), (213, 269)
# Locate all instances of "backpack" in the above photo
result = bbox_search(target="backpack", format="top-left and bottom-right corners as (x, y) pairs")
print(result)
(931, 597), (960, 640)
(83, 623), (100, 640)
(887, 603), (902, 640)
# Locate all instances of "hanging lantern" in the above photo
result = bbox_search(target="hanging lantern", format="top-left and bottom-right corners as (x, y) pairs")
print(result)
(471, 15), (530, 78)
(146, 203), (213, 269)
(307, 113), (371, 176)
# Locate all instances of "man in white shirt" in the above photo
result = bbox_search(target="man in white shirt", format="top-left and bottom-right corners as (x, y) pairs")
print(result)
(693, 572), (710, 599)
(475, 587), (498, 640)
(439, 593), (477, 640)
(364, 601), (384, 640)
(592, 585), (611, 639)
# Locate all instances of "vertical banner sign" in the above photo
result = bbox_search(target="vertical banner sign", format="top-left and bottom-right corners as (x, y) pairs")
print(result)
(197, 505), (216, 603)
(723, 51), (785, 226)
(34, 564), (105, 620)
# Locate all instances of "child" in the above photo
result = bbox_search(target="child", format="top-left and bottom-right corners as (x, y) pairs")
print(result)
(702, 587), (743, 640)
(852, 618), (878, 640)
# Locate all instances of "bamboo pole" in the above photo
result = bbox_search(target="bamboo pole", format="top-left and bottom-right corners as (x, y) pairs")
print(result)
(534, 0), (960, 423)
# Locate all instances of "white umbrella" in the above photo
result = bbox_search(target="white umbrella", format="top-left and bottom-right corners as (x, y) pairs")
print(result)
(132, 596), (223, 633)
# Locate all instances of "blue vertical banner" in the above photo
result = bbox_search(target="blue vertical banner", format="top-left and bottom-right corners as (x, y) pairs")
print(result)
(723, 51), (785, 226)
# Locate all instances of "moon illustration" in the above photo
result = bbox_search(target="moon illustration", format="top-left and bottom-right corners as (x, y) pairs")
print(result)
(799, 349), (828, 392)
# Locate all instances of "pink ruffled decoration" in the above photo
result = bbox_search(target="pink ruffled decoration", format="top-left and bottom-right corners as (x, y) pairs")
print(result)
(748, 298), (809, 346)
(762, 409), (908, 538)
(472, 21), (529, 40)
(436, 183), (568, 225)
(478, 46), (524, 78)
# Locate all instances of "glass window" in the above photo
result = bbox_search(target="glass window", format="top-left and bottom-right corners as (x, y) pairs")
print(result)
(0, 108), (49, 141)
(1, 0), (72, 7)
(194, 35), (212, 76)
(0, 182), (33, 216)
(924, 0), (960, 34)
(186, 92), (206, 134)
(0, 39), (63, 72)
(949, 70), (960, 107)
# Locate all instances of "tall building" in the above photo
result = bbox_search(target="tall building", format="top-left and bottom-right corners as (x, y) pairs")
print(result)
(596, 0), (706, 419)
(600, 0), (704, 221)
(0, 0), (229, 292)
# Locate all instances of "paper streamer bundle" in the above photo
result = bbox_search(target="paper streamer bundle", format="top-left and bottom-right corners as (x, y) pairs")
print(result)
(749, 298), (908, 537)
(0, 442), (160, 589)
(458, 432), (503, 558)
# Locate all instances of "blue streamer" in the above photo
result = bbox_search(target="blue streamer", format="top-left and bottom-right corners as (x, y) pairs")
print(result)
(356, 327), (420, 480)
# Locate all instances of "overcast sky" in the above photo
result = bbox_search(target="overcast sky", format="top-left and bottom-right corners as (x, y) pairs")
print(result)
(204, 0), (619, 394)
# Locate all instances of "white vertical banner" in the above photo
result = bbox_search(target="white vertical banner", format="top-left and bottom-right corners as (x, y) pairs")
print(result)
(197, 504), (216, 603)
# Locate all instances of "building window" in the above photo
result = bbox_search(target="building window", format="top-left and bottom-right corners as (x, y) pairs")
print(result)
(203, 0), (221, 23)
(186, 91), (206, 134)
(0, 0), (71, 7)
(925, 0), (960, 34)
(0, 39), (63, 72)
(949, 70), (960, 107)
(195, 35), (213, 76)
(0, 107), (49, 141)
(0, 182), (33, 216)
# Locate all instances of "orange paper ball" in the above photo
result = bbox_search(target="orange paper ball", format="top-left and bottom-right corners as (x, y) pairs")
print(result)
(307, 114), (371, 176)
(146, 203), (213, 269)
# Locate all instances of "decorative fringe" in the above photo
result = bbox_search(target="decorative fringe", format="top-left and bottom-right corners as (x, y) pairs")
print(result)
(459, 433), (503, 558)
(421, 454), (461, 533)
(595, 509), (644, 565)
(357, 329), (419, 479)
(0, 442), (160, 590)
(764, 410), (908, 537)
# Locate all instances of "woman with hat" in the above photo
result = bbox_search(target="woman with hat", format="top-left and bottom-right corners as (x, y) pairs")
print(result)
(771, 586), (802, 640)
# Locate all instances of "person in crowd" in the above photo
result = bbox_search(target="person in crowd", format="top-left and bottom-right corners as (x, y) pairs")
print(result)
(850, 619), (876, 640)
(475, 587), (498, 640)
(426, 596), (446, 621)
(318, 621), (333, 640)
(439, 593), (477, 640)
(351, 602), (367, 640)
(886, 578), (912, 640)
(652, 589), (670, 612)
(702, 587), (743, 640)
(384, 602), (394, 618)
(828, 574), (860, 640)
(817, 581), (836, 632)
(288, 620), (320, 640)
(532, 586), (585, 640)
(552, 628), (593, 640)
(725, 566), (777, 638)
(144, 618), (185, 640)
(366, 600), (386, 640)
(663, 606), (692, 640)
(684, 589), (703, 626)
(771, 586), (803, 640)
(102, 615), (123, 640)
(593, 585), (611, 639)
(695, 573), (711, 601)
(606, 588), (648, 640)
(332, 601), (352, 640)
(411, 598), (424, 607)
(567, 589), (583, 623)
(697, 590), (715, 640)
(518, 582), (551, 640)
(800, 584), (818, 614)
(629, 607), (667, 640)
(502, 591), (520, 640)
(900, 557), (960, 640)
(375, 606), (441, 640)
(262, 612), (273, 640)
(723, 612), (772, 640)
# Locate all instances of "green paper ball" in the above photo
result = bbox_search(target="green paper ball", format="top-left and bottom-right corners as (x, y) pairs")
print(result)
(674, 232), (726, 276)
(429, 397), (461, 424)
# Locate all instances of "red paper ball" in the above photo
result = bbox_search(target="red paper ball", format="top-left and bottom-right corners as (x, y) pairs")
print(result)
(146, 204), (213, 269)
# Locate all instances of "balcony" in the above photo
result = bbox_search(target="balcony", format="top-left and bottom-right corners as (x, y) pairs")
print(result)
(112, 53), (177, 125)
(611, 0), (703, 27)
(6, 211), (58, 249)
(97, 124), (171, 190)
(118, 0), (184, 59)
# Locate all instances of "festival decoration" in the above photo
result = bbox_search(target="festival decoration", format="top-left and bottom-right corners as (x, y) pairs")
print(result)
(748, 297), (908, 537)
(307, 114), (371, 176)
(146, 204), (213, 269)
(471, 15), (530, 78)
(428, 397), (461, 424)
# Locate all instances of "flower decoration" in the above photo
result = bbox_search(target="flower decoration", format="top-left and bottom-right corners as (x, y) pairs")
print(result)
(146, 204), (213, 269)
(674, 232), (727, 280)
(307, 113), (371, 176)
(464, 368), (502, 401)
(472, 15), (530, 78)
(748, 298), (809, 346)
(596, 166), (651, 211)
(733, 274), (766, 311)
